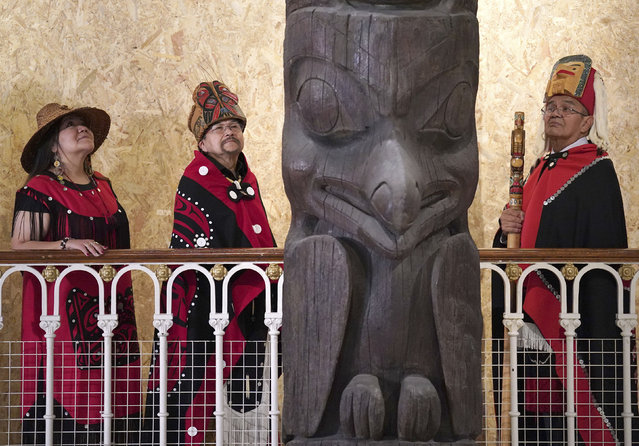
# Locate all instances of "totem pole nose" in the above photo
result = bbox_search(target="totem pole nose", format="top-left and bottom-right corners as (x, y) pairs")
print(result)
(366, 139), (421, 234)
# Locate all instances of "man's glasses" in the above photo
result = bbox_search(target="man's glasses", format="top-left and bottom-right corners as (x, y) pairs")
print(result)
(541, 104), (589, 117)
(208, 121), (243, 135)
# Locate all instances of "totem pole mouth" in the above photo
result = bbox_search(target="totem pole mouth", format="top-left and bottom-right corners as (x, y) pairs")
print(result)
(317, 177), (456, 258)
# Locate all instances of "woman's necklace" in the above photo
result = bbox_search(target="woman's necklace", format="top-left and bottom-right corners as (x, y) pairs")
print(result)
(59, 170), (93, 186)
(56, 174), (113, 217)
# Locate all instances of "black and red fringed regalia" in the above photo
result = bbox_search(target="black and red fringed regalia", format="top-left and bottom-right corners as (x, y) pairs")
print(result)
(13, 171), (141, 445)
(144, 150), (276, 445)
(495, 142), (638, 444)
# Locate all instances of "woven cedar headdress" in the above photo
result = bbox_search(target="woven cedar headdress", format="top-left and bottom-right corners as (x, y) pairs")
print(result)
(188, 81), (247, 141)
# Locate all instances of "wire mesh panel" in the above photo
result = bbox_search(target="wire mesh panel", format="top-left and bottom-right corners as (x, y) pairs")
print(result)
(0, 252), (637, 445)
(0, 256), (285, 446)
(0, 339), (142, 446)
(0, 338), (281, 446)
(0, 341), (22, 446)
(481, 335), (638, 445)
(222, 339), (279, 446)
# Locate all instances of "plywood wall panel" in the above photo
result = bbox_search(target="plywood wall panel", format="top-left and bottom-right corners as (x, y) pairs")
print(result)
(0, 0), (287, 252)
(474, 0), (639, 249)
(0, 1), (638, 346)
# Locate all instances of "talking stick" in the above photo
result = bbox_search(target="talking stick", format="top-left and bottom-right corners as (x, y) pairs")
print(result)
(498, 112), (525, 444)
(507, 112), (525, 248)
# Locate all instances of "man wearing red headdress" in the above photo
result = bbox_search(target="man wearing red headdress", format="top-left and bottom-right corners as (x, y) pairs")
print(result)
(495, 55), (638, 444)
(143, 81), (276, 446)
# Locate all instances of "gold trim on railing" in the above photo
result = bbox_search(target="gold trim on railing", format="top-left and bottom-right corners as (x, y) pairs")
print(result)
(99, 265), (117, 282)
(619, 264), (637, 281)
(505, 263), (522, 281)
(42, 265), (60, 283)
(155, 264), (172, 282)
(211, 264), (228, 281)
(266, 263), (283, 281)
(561, 263), (579, 281)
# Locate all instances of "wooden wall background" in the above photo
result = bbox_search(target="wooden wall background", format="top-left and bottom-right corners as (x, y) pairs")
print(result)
(0, 0), (637, 341)
(472, 0), (639, 249)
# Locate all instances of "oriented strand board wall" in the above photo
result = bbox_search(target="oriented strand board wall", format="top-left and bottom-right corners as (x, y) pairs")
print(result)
(0, 1), (287, 342)
(0, 1), (288, 252)
(473, 0), (639, 249)
(0, 1), (638, 342)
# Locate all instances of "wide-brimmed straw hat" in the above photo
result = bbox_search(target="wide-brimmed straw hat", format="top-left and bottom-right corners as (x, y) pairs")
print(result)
(21, 103), (111, 173)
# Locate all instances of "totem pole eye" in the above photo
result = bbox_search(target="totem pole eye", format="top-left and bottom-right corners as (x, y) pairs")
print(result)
(443, 81), (474, 138)
(296, 78), (340, 135)
(291, 59), (373, 143)
(417, 81), (474, 151)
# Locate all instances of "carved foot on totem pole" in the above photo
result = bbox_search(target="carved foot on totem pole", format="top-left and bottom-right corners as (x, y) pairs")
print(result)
(340, 374), (385, 440)
(397, 375), (441, 442)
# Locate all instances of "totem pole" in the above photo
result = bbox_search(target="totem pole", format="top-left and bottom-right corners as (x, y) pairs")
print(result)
(282, 1), (482, 444)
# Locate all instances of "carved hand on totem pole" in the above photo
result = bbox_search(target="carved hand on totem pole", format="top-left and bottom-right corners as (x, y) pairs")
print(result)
(282, 1), (482, 444)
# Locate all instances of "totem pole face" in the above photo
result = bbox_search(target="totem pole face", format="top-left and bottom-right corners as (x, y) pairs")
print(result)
(283, 1), (479, 258)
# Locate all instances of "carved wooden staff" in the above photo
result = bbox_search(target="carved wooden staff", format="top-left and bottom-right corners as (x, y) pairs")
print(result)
(499, 111), (525, 444)
(507, 112), (526, 248)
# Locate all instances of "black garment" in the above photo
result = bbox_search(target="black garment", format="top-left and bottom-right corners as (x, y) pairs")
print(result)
(491, 145), (638, 444)
(142, 151), (277, 445)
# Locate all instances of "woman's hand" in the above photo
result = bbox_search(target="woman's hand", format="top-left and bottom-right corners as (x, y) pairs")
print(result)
(12, 209), (107, 256)
(500, 208), (525, 235)
(65, 238), (107, 256)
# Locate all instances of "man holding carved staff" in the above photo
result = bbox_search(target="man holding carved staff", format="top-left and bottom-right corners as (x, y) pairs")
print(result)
(495, 55), (637, 444)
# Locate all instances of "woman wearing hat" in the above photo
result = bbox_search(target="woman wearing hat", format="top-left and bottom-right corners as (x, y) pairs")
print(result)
(11, 103), (141, 444)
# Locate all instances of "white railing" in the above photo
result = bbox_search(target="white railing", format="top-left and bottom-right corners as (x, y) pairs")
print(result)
(0, 248), (638, 445)
(0, 248), (283, 446)
(480, 248), (639, 446)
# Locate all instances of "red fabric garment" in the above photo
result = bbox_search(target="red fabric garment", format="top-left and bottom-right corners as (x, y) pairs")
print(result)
(144, 151), (276, 445)
(15, 173), (141, 439)
(172, 151), (274, 249)
(520, 144), (620, 444)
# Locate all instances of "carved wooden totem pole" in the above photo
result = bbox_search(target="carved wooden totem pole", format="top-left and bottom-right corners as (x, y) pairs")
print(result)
(282, 1), (482, 445)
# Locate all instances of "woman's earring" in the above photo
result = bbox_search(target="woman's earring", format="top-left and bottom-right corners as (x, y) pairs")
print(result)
(53, 152), (64, 183)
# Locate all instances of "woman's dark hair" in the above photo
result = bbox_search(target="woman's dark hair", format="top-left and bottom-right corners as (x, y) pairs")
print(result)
(26, 124), (59, 181)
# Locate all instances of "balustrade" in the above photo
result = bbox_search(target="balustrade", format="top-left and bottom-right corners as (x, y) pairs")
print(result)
(0, 248), (637, 445)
